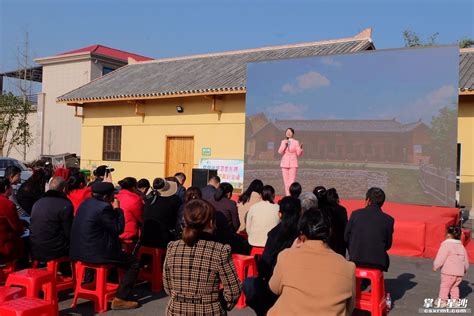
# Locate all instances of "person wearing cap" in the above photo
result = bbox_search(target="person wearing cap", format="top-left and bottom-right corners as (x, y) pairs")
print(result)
(70, 181), (139, 310)
(88, 165), (114, 187)
(142, 178), (182, 249)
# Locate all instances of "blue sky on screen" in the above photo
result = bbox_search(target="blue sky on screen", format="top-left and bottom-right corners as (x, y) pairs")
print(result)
(246, 46), (459, 125)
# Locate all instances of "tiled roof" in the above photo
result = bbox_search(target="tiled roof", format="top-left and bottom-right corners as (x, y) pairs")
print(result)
(272, 119), (426, 133)
(58, 30), (374, 103)
(460, 48), (474, 92)
(58, 44), (152, 62)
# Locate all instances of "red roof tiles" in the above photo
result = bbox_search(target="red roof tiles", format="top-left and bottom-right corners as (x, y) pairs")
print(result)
(58, 44), (152, 62)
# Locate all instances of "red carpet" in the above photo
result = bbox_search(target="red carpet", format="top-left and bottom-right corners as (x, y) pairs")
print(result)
(232, 194), (474, 263)
(340, 200), (460, 260)
(465, 242), (474, 264)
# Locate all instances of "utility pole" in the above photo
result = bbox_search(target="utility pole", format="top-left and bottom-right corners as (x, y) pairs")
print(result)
(14, 31), (33, 161)
(22, 32), (29, 161)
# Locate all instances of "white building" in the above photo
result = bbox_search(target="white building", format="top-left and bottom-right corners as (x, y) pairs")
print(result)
(0, 45), (151, 161)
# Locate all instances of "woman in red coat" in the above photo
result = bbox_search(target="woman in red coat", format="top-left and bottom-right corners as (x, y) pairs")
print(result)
(67, 172), (92, 215)
(116, 177), (144, 247)
(0, 178), (24, 264)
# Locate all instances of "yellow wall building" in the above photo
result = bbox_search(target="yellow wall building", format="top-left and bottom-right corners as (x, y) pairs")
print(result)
(59, 29), (374, 183)
(80, 95), (246, 182)
(459, 48), (474, 212)
(458, 95), (473, 211)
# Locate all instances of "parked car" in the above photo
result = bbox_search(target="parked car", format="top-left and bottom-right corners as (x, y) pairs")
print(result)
(0, 157), (33, 182)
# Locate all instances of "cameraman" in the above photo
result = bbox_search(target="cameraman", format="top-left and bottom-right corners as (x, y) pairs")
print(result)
(70, 182), (139, 310)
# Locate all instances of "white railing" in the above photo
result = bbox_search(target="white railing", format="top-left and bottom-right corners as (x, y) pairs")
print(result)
(419, 164), (457, 206)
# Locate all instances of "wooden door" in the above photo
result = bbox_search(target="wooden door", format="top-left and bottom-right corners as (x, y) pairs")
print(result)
(166, 137), (194, 185)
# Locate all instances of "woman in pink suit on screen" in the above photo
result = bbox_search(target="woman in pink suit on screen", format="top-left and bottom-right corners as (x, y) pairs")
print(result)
(278, 128), (303, 196)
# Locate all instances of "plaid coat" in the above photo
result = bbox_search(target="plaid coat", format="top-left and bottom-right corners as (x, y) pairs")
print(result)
(163, 235), (242, 315)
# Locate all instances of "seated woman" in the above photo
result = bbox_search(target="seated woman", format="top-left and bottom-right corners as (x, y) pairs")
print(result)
(66, 171), (92, 215)
(142, 178), (182, 248)
(0, 178), (24, 265)
(289, 182), (302, 199)
(237, 179), (263, 232)
(326, 188), (348, 257)
(16, 168), (47, 215)
(116, 177), (144, 249)
(243, 197), (301, 316)
(268, 208), (355, 315)
(137, 178), (151, 201)
(208, 183), (239, 232)
(163, 199), (241, 315)
(175, 186), (202, 239)
(246, 185), (280, 247)
(214, 210), (252, 255)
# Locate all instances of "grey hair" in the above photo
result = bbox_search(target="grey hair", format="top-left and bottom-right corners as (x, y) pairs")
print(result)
(299, 192), (318, 212)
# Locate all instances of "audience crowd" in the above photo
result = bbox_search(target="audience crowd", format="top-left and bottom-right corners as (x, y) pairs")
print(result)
(8, 162), (467, 315)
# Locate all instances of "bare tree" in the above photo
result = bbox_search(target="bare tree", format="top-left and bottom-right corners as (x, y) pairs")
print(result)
(0, 92), (29, 156)
(0, 32), (34, 159)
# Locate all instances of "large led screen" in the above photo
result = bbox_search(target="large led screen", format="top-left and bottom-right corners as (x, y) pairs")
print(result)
(244, 46), (459, 206)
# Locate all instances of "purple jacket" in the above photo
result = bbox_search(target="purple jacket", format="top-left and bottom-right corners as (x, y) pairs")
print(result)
(433, 239), (469, 276)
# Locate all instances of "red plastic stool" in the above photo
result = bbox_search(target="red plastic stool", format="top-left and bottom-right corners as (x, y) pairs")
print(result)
(0, 296), (55, 316)
(5, 268), (58, 314)
(5, 269), (59, 315)
(355, 268), (388, 316)
(0, 286), (25, 303)
(250, 247), (264, 262)
(138, 246), (166, 292)
(33, 257), (76, 295)
(71, 262), (119, 314)
(232, 254), (257, 309)
(0, 261), (16, 283)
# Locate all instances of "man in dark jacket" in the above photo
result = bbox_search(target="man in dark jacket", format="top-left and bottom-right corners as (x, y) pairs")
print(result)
(201, 175), (220, 201)
(30, 177), (73, 262)
(70, 182), (139, 310)
(344, 187), (395, 272)
(174, 172), (186, 203)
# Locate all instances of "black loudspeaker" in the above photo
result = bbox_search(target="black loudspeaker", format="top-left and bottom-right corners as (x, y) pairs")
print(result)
(192, 168), (218, 188)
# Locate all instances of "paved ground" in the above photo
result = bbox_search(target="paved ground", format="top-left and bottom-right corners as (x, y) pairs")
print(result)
(58, 255), (474, 315)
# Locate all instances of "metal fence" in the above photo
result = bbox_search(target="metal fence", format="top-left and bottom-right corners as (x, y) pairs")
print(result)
(420, 164), (457, 206)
